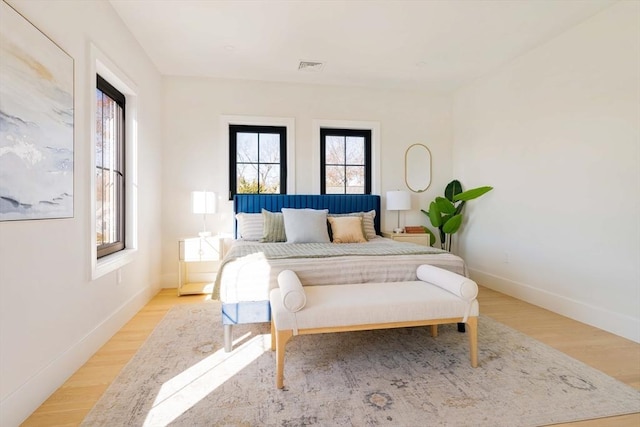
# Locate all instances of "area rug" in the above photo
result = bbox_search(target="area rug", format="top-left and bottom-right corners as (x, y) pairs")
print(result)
(82, 301), (639, 427)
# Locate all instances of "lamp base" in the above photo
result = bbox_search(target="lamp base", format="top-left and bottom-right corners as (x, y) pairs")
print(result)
(198, 231), (212, 237)
(393, 227), (405, 234)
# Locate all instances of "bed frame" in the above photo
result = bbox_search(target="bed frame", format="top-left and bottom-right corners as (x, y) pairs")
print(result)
(222, 194), (381, 351)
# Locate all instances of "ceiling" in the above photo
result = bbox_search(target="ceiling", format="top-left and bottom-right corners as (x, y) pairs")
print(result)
(109, 0), (615, 93)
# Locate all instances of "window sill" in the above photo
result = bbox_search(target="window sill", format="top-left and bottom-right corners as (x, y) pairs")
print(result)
(92, 248), (137, 280)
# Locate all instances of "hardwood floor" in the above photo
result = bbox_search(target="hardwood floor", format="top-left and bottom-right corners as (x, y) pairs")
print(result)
(22, 287), (639, 426)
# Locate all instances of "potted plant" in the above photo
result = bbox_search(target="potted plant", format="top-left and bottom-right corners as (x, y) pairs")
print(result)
(421, 180), (493, 252)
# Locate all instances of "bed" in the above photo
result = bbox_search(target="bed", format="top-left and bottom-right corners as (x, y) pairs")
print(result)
(217, 194), (468, 351)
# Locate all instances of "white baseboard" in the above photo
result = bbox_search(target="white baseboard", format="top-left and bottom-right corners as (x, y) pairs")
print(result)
(160, 272), (178, 288)
(469, 268), (640, 344)
(1, 287), (155, 427)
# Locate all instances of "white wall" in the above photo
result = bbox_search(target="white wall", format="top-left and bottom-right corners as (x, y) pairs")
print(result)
(0, 1), (163, 425)
(453, 1), (640, 342)
(161, 77), (453, 286)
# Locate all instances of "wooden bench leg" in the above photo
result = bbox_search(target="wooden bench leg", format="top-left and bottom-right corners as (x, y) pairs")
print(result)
(276, 329), (293, 389)
(430, 324), (438, 337)
(270, 321), (276, 351)
(467, 316), (478, 368)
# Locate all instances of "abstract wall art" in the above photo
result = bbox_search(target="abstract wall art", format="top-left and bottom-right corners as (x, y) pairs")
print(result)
(0, 0), (74, 221)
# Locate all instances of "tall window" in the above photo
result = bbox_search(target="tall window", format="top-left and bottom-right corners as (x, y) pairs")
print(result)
(229, 125), (287, 199)
(320, 128), (371, 194)
(96, 74), (125, 258)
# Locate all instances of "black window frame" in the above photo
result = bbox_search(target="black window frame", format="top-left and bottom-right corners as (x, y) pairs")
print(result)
(229, 124), (287, 200)
(320, 128), (372, 195)
(96, 74), (126, 259)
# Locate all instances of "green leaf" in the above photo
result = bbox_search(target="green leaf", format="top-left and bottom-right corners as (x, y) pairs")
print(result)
(442, 214), (463, 234)
(441, 213), (455, 224)
(453, 186), (493, 202)
(435, 196), (456, 214)
(424, 228), (436, 246)
(445, 180), (463, 201)
(428, 201), (442, 227)
(454, 200), (466, 215)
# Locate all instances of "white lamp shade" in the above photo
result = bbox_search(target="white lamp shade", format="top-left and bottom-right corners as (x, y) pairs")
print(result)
(386, 190), (411, 211)
(192, 191), (216, 214)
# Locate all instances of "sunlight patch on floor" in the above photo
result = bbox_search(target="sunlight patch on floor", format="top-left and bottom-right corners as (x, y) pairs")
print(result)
(142, 332), (270, 426)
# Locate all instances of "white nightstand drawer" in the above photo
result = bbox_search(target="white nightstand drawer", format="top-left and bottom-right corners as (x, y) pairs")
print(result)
(179, 236), (220, 262)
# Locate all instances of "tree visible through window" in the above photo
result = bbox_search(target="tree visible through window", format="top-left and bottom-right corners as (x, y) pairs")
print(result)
(229, 125), (287, 199)
(96, 75), (125, 258)
(321, 128), (371, 194)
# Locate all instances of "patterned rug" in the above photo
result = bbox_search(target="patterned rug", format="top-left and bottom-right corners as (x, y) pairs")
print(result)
(82, 301), (639, 427)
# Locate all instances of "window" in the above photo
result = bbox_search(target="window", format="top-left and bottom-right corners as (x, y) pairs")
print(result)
(320, 128), (371, 194)
(229, 125), (287, 199)
(90, 44), (138, 280)
(96, 74), (125, 258)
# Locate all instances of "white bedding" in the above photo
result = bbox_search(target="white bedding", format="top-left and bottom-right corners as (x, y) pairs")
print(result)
(217, 237), (467, 303)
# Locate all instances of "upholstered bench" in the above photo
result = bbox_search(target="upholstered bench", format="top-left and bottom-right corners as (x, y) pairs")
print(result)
(269, 265), (480, 389)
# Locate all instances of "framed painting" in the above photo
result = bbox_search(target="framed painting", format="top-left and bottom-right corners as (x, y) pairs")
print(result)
(0, 0), (74, 221)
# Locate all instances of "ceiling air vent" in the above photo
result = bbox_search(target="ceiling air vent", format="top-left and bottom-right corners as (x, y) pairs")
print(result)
(298, 61), (325, 72)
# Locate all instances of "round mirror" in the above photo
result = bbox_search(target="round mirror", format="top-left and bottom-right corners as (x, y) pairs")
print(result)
(405, 144), (432, 193)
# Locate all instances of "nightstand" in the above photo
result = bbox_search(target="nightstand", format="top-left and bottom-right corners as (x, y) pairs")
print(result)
(178, 235), (222, 295)
(382, 231), (431, 247)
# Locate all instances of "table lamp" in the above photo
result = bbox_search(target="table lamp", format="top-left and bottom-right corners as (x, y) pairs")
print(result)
(386, 190), (411, 233)
(192, 191), (216, 237)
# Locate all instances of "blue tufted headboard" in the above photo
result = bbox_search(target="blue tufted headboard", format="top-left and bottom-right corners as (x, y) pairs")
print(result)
(233, 194), (381, 238)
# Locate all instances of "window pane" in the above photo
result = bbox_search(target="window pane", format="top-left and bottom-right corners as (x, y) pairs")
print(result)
(237, 164), (258, 194)
(96, 91), (103, 168)
(96, 169), (104, 245)
(115, 111), (124, 172)
(103, 167), (115, 243)
(237, 133), (258, 163)
(325, 165), (345, 194)
(346, 166), (365, 194)
(259, 164), (280, 193)
(101, 171), (124, 245)
(326, 187), (345, 194)
(346, 136), (364, 164)
(102, 97), (113, 165)
(259, 133), (280, 163)
(113, 174), (123, 240)
(325, 136), (345, 164)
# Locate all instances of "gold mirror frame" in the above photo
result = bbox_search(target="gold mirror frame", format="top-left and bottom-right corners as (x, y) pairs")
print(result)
(405, 143), (432, 193)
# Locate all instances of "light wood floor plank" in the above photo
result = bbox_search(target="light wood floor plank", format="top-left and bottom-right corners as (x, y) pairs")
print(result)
(21, 287), (639, 426)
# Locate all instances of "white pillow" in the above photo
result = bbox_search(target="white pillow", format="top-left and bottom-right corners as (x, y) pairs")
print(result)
(282, 208), (330, 243)
(416, 264), (478, 301)
(277, 270), (307, 312)
(235, 213), (263, 241)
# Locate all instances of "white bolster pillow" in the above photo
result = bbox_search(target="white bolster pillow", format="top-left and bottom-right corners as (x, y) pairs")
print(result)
(416, 264), (478, 301)
(277, 270), (307, 312)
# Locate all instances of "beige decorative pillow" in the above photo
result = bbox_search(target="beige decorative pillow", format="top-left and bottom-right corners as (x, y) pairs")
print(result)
(328, 216), (367, 243)
(328, 211), (377, 240)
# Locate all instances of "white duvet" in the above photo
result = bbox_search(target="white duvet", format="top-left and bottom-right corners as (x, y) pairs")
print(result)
(217, 238), (467, 303)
